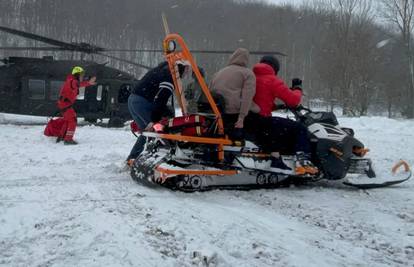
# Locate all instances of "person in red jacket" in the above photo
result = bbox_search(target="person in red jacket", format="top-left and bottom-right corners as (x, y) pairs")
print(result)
(251, 56), (317, 175)
(57, 66), (96, 145)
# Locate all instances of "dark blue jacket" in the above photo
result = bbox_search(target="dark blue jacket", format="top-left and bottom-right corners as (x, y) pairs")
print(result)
(133, 62), (174, 122)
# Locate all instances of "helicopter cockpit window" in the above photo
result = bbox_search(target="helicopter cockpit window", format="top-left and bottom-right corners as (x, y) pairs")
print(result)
(77, 86), (85, 100)
(118, 84), (132, 103)
(50, 81), (64, 100)
(28, 79), (46, 100)
(96, 85), (103, 101)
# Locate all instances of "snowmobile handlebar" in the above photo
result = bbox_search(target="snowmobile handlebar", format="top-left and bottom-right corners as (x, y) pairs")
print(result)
(275, 104), (311, 120)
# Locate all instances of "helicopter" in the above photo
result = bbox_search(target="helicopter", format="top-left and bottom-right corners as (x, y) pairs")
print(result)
(0, 25), (286, 127)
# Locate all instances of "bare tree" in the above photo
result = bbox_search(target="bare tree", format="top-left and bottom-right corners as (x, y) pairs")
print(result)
(0, 0), (409, 116)
(335, 0), (375, 115)
(312, 0), (375, 114)
(381, 0), (414, 117)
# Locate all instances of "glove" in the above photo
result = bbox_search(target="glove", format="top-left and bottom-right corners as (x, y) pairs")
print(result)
(163, 106), (175, 118)
(291, 78), (302, 90)
(231, 128), (244, 141)
(151, 106), (174, 122)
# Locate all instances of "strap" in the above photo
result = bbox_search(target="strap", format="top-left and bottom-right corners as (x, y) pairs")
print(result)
(49, 104), (74, 119)
(59, 104), (73, 114)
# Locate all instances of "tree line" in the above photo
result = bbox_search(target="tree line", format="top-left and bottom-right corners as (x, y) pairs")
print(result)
(0, 0), (413, 118)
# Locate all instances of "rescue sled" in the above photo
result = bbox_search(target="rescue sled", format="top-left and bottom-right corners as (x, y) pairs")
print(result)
(130, 33), (411, 191)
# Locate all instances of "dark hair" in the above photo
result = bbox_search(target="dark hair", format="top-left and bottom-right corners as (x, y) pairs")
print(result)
(192, 67), (205, 79)
(177, 63), (193, 79)
(177, 63), (186, 77)
(160, 61), (189, 78)
(260, 56), (280, 74)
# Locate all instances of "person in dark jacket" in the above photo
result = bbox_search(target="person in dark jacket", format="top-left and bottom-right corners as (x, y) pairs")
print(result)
(126, 61), (188, 165)
(250, 56), (317, 175)
(57, 66), (96, 145)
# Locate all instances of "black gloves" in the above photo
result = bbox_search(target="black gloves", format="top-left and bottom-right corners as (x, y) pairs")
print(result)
(151, 106), (175, 122)
(291, 78), (302, 90)
(231, 128), (245, 143)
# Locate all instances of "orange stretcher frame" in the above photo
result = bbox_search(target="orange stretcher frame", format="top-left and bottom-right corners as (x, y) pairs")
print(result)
(155, 165), (239, 184)
(140, 33), (232, 162)
(142, 132), (233, 146)
(156, 166), (238, 176)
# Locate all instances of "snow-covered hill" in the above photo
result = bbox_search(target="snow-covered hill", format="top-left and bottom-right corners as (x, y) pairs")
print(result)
(0, 115), (413, 266)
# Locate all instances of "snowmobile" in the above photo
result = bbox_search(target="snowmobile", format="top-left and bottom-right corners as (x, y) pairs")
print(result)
(130, 33), (411, 192)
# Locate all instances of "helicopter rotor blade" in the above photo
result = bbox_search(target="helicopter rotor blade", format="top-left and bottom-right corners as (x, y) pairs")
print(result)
(193, 49), (287, 56)
(0, 46), (63, 51)
(0, 25), (286, 69)
(102, 48), (287, 56)
(0, 26), (80, 50)
(0, 46), (152, 69)
(96, 52), (152, 70)
(102, 49), (164, 53)
(0, 46), (287, 57)
(0, 26), (151, 68)
(0, 26), (105, 53)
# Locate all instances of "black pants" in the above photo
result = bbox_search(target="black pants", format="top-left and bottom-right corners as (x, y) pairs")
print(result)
(269, 116), (311, 154)
(245, 113), (311, 154)
(222, 113), (244, 140)
(126, 94), (152, 161)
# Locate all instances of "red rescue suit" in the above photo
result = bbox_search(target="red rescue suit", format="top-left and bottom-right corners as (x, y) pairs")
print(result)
(57, 74), (91, 141)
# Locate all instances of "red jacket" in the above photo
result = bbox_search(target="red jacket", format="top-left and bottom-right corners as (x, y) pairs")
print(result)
(253, 63), (302, 117)
(57, 74), (91, 109)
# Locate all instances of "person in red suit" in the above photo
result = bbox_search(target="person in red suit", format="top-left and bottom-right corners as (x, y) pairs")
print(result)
(250, 56), (318, 175)
(57, 66), (96, 145)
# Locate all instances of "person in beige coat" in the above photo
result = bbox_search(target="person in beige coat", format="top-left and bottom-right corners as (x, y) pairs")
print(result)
(210, 48), (256, 138)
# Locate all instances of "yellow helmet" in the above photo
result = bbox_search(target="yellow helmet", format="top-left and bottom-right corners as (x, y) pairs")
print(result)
(72, 66), (85, 75)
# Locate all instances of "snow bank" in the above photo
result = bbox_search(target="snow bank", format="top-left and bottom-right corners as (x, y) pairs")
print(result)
(0, 116), (413, 266)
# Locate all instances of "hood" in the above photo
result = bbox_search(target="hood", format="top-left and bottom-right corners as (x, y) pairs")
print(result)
(228, 48), (249, 67)
(253, 63), (275, 76)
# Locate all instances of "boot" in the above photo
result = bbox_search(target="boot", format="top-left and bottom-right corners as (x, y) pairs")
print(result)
(64, 140), (78, 145)
(270, 155), (292, 170)
(120, 159), (135, 172)
(295, 152), (318, 175)
(56, 137), (62, 143)
(127, 159), (135, 167)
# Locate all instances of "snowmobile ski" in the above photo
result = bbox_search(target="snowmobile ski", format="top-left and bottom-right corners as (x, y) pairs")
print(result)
(343, 160), (412, 189)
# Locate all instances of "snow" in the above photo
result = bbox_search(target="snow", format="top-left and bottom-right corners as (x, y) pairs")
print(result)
(1, 114), (414, 266)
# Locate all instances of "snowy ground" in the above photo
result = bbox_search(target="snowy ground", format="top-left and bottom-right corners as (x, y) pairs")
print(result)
(0, 113), (413, 267)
